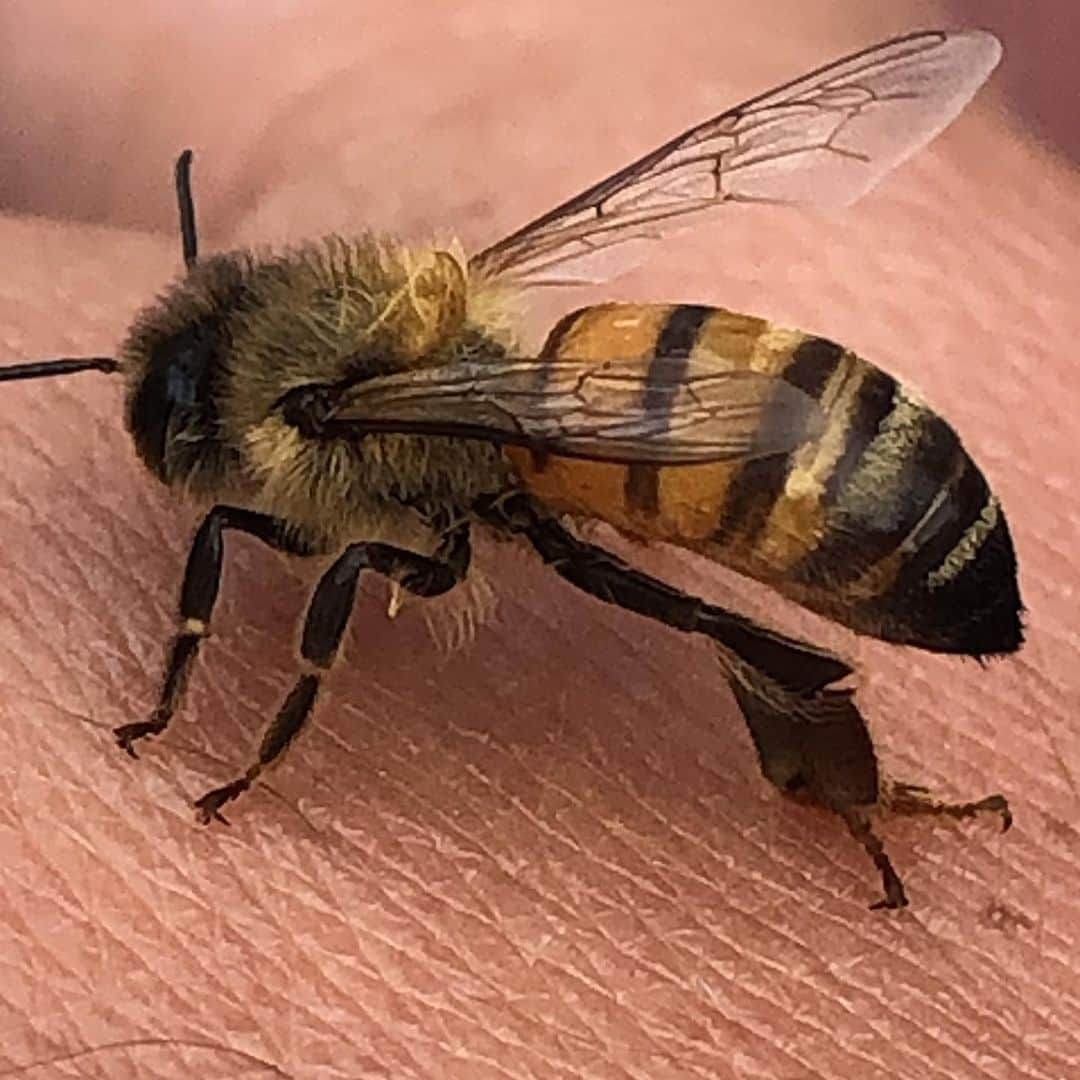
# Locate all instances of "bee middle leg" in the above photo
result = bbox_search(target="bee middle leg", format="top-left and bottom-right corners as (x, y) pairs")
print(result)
(192, 526), (470, 824)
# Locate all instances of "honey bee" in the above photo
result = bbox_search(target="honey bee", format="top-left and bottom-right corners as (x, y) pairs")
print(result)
(1, 29), (1017, 908)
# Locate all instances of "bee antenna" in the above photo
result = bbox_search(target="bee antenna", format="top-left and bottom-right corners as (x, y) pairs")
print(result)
(0, 357), (120, 383)
(175, 148), (198, 270)
(0, 156), (201, 385)
(2, 151), (197, 383)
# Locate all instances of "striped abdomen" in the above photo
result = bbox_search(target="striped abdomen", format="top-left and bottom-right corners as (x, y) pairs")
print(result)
(506, 303), (1021, 656)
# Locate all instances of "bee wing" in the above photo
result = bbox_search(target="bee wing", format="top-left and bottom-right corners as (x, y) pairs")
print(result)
(469, 29), (1001, 286)
(328, 353), (824, 464)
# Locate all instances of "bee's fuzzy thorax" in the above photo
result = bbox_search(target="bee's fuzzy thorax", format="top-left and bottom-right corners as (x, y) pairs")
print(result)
(218, 235), (468, 430)
(122, 234), (512, 551)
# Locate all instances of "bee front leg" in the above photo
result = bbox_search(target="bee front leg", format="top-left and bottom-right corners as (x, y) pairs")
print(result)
(114, 506), (314, 757)
(193, 527), (469, 824)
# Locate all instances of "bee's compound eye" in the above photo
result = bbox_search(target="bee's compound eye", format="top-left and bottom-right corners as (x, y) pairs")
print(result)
(127, 324), (219, 479)
(164, 350), (201, 406)
(154, 325), (216, 403)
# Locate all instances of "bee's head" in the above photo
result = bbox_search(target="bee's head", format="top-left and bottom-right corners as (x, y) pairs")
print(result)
(121, 252), (251, 491)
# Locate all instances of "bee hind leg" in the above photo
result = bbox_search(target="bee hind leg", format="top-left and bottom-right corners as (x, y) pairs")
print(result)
(723, 660), (912, 907)
(839, 807), (909, 910)
(726, 661), (1011, 908)
(477, 495), (1008, 909)
(193, 527), (470, 824)
(882, 781), (1012, 831)
(475, 493), (852, 693)
(839, 781), (1011, 910)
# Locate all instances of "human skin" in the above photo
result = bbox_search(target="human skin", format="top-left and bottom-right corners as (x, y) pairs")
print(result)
(1, 1), (1078, 1077)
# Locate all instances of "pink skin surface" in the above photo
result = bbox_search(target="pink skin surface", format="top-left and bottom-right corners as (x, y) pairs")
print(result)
(1, 2), (1078, 1077)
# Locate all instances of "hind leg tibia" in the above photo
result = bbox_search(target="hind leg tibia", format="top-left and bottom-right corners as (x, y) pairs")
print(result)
(720, 652), (1009, 910)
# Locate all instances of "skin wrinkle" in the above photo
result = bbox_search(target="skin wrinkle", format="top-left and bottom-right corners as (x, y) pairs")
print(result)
(341, 845), (548, 1009)
(401, 721), (781, 1067)
(304, 773), (604, 1041)
(571, 869), (888, 1074)
(0, 1039), (293, 1078)
(557, 708), (1019, 1062)
(331, 696), (613, 931)
(503, 741), (980, 1076)
(1, 3), (1078, 1080)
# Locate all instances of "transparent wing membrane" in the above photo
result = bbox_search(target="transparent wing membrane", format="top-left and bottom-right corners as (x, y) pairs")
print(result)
(469, 30), (1001, 286)
(330, 353), (823, 464)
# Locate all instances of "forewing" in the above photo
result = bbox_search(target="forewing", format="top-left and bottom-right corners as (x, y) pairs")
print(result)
(469, 29), (1001, 286)
(329, 354), (823, 464)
